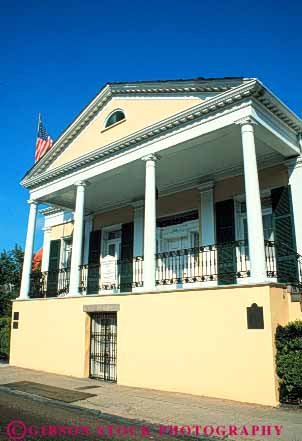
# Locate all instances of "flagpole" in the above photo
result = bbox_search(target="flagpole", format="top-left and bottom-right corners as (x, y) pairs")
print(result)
(37, 112), (41, 133)
(35, 113), (41, 162)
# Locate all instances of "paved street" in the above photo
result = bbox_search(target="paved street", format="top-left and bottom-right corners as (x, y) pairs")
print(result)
(0, 366), (301, 441)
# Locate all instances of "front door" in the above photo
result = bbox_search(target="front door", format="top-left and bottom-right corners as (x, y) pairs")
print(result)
(90, 312), (117, 382)
(102, 230), (121, 289)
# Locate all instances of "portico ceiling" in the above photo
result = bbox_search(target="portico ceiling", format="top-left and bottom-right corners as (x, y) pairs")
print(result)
(40, 123), (284, 213)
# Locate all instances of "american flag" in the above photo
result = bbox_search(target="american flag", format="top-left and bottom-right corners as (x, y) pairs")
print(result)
(35, 114), (53, 162)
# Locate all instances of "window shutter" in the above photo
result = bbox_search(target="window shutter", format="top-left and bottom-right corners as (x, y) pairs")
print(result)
(271, 186), (298, 283)
(87, 230), (102, 294)
(120, 222), (134, 292)
(215, 199), (236, 285)
(47, 239), (61, 296)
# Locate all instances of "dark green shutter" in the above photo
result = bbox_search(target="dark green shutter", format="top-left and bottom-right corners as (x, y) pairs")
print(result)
(87, 230), (102, 294)
(215, 199), (236, 285)
(271, 186), (298, 284)
(120, 222), (134, 292)
(47, 239), (61, 296)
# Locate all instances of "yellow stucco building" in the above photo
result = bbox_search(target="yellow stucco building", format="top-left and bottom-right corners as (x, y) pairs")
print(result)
(11, 77), (302, 406)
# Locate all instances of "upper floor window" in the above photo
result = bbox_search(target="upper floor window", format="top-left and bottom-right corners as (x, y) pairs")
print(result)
(104, 110), (125, 129)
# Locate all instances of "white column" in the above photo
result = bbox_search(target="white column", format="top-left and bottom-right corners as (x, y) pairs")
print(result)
(287, 155), (302, 255)
(19, 200), (38, 299)
(198, 181), (215, 246)
(132, 200), (144, 257)
(142, 155), (158, 290)
(237, 117), (267, 282)
(41, 227), (52, 272)
(68, 181), (86, 295)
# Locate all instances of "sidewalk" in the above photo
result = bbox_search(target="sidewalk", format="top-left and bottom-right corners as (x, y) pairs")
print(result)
(0, 366), (301, 441)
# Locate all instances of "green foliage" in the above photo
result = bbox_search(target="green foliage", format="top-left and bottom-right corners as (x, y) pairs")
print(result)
(0, 244), (24, 290)
(275, 321), (302, 404)
(0, 317), (11, 359)
(0, 244), (24, 360)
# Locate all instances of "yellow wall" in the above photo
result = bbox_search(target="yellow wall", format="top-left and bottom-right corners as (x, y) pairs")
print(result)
(215, 164), (288, 202)
(288, 300), (302, 321)
(93, 207), (133, 230)
(49, 97), (201, 170)
(157, 189), (199, 217)
(10, 284), (299, 406)
(93, 189), (200, 230)
(51, 222), (73, 240)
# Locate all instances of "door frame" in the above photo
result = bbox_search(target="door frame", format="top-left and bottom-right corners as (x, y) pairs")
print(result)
(101, 224), (122, 290)
(89, 311), (117, 382)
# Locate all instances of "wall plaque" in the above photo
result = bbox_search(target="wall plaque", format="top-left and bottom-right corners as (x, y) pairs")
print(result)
(247, 303), (264, 329)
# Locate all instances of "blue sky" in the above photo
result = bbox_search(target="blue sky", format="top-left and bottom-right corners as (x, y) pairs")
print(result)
(0, 0), (301, 252)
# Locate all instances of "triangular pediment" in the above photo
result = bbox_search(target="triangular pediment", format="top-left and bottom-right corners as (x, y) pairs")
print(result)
(22, 77), (252, 182)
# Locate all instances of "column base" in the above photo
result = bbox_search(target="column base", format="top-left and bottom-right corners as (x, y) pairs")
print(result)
(245, 277), (272, 285)
(16, 295), (29, 301)
(143, 284), (156, 292)
(66, 288), (82, 297)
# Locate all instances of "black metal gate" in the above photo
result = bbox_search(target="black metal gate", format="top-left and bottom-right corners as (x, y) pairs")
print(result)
(89, 312), (117, 382)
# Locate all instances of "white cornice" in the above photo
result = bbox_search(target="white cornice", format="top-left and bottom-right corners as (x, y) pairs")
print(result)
(22, 79), (301, 190)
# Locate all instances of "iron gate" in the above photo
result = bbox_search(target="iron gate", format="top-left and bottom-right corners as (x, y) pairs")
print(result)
(89, 312), (117, 382)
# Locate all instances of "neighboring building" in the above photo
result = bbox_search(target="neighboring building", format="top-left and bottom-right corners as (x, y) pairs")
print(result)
(10, 77), (302, 406)
(32, 247), (43, 271)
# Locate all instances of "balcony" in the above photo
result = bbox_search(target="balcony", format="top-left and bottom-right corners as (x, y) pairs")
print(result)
(29, 241), (302, 298)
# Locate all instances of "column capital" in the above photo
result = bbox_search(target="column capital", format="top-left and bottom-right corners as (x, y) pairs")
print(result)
(141, 154), (160, 162)
(235, 116), (257, 127)
(27, 199), (38, 206)
(197, 180), (214, 193)
(74, 180), (89, 187)
(42, 226), (52, 233)
(131, 199), (145, 209)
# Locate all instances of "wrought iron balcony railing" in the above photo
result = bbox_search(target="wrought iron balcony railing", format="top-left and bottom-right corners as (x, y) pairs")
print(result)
(29, 267), (70, 298)
(155, 240), (250, 285)
(79, 256), (144, 294)
(29, 240), (302, 298)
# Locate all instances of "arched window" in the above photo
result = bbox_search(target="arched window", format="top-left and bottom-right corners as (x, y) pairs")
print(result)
(104, 110), (125, 128)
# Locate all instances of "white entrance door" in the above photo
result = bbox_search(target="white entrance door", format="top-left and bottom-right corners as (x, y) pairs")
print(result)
(102, 231), (121, 288)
